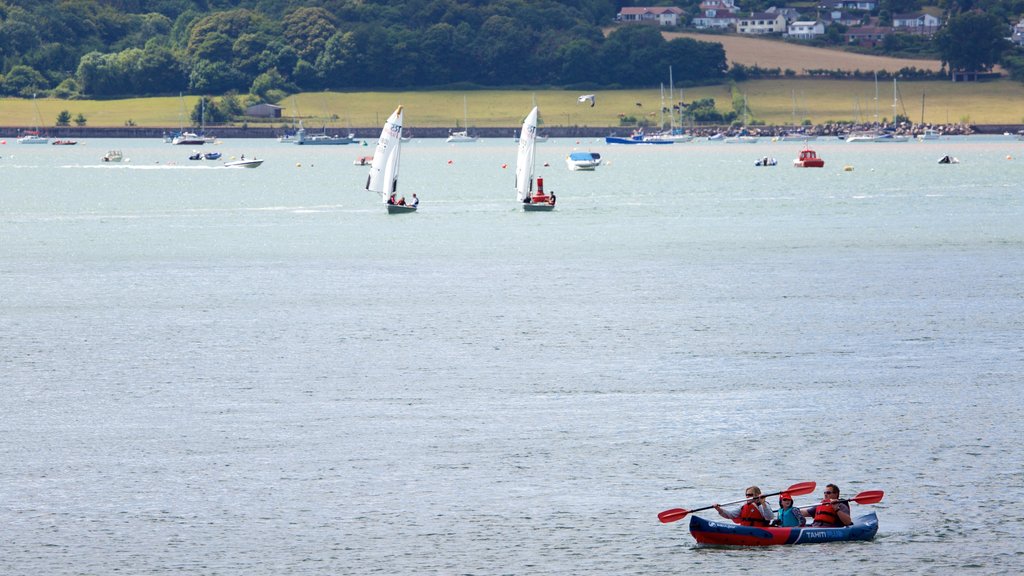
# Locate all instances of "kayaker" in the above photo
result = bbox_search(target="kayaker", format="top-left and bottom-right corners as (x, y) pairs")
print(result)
(773, 493), (805, 527)
(713, 486), (772, 527)
(801, 483), (852, 527)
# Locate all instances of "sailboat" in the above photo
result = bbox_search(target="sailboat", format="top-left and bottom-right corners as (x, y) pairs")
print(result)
(446, 96), (478, 143)
(517, 106), (554, 212)
(367, 106), (416, 214)
(17, 94), (49, 144)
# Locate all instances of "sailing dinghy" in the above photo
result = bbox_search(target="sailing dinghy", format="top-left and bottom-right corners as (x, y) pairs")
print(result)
(516, 106), (554, 212)
(367, 106), (416, 214)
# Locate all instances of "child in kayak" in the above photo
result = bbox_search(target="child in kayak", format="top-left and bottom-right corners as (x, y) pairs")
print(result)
(773, 492), (805, 527)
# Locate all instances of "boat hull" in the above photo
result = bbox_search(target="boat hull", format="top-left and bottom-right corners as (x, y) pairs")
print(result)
(689, 512), (878, 546)
(522, 203), (555, 212)
(224, 159), (263, 168)
(605, 136), (672, 145)
(386, 204), (417, 214)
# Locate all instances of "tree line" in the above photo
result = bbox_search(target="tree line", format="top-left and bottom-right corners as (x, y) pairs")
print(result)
(0, 0), (1020, 102)
(0, 0), (726, 100)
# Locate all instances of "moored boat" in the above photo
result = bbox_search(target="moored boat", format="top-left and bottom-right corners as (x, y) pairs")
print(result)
(689, 512), (879, 546)
(755, 156), (777, 166)
(102, 150), (124, 162)
(605, 129), (672, 145)
(794, 148), (825, 168)
(566, 151), (602, 171)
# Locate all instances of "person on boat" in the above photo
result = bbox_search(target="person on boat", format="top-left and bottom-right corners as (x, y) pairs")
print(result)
(772, 493), (805, 527)
(801, 483), (852, 527)
(397, 196), (406, 206)
(548, 192), (556, 206)
(388, 193), (396, 205)
(411, 194), (419, 207)
(713, 486), (772, 527)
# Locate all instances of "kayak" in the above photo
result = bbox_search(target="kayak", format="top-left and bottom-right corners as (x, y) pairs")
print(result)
(689, 512), (878, 546)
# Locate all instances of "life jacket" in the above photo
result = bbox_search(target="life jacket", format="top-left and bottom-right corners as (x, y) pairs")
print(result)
(812, 500), (841, 526)
(737, 502), (770, 527)
(777, 506), (802, 527)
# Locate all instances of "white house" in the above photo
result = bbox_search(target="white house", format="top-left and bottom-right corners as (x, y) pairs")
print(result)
(693, 10), (738, 29)
(787, 20), (826, 39)
(617, 7), (686, 26)
(892, 12), (941, 34)
(737, 12), (788, 34)
(1013, 20), (1024, 45)
(822, 0), (877, 10)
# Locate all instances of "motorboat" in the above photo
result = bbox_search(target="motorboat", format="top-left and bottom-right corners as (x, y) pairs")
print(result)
(754, 156), (777, 166)
(294, 124), (357, 145)
(204, 151), (222, 160)
(17, 131), (49, 144)
(102, 150), (124, 162)
(566, 151), (602, 171)
(689, 513), (879, 546)
(793, 148), (825, 168)
(173, 131), (205, 145)
(52, 139), (78, 145)
(938, 155), (959, 164)
(446, 129), (478, 143)
(224, 157), (263, 168)
(188, 151), (203, 160)
(605, 129), (672, 145)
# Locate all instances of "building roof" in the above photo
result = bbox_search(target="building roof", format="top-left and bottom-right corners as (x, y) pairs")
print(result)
(619, 6), (685, 15)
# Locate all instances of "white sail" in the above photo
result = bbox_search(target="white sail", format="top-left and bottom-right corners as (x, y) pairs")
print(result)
(366, 106), (403, 201)
(515, 106), (538, 202)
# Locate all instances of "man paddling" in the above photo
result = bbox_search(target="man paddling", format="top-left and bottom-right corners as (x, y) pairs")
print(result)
(801, 483), (853, 527)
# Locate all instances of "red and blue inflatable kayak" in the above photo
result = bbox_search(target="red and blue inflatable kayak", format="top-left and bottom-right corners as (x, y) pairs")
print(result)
(689, 512), (878, 546)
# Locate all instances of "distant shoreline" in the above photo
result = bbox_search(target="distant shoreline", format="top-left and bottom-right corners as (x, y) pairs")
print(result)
(3, 124), (1020, 140)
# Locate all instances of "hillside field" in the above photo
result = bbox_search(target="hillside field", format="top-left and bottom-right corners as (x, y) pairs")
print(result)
(3, 79), (1024, 129)
(663, 32), (945, 74)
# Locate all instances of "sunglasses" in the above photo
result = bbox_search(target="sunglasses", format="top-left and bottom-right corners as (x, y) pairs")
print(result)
(745, 493), (757, 497)
(824, 490), (835, 494)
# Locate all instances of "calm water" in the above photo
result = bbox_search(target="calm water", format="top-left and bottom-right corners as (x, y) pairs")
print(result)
(2, 136), (1022, 574)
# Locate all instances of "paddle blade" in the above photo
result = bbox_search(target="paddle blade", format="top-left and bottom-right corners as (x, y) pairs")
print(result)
(658, 508), (689, 523)
(787, 481), (817, 496)
(850, 490), (885, 505)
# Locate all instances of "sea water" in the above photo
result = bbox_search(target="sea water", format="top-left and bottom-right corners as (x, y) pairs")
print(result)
(1, 136), (1022, 574)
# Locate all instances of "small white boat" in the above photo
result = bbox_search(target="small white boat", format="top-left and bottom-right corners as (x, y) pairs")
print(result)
(566, 151), (602, 171)
(446, 129), (477, 143)
(172, 131), (205, 145)
(754, 156), (777, 166)
(918, 129), (941, 140)
(17, 132), (49, 144)
(102, 150), (124, 162)
(724, 135), (759, 144)
(224, 157), (263, 168)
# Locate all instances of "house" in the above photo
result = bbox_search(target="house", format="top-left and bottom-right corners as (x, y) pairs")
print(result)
(737, 12), (788, 34)
(617, 6), (686, 26)
(825, 10), (862, 26)
(892, 12), (941, 34)
(787, 20), (826, 39)
(766, 6), (802, 22)
(246, 103), (283, 118)
(821, 0), (877, 10)
(693, 0), (739, 29)
(1013, 20), (1024, 45)
(693, 10), (737, 29)
(846, 25), (892, 47)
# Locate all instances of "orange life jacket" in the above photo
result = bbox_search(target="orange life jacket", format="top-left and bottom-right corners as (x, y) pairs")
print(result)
(738, 502), (770, 527)
(813, 500), (841, 526)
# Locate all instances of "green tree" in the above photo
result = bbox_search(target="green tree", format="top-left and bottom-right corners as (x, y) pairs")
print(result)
(2, 65), (48, 96)
(935, 11), (1010, 73)
(282, 7), (337, 62)
(74, 112), (87, 126)
(56, 110), (71, 126)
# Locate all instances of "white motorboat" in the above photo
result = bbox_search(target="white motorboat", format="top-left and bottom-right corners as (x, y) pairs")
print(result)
(224, 157), (263, 168)
(566, 151), (602, 171)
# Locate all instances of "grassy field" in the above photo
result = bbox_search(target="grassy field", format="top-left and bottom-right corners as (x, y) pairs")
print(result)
(3, 79), (1024, 130)
(663, 32), (945, 74)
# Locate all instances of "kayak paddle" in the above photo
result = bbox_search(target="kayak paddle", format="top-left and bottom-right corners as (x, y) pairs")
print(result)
(658, 481), (816, 524)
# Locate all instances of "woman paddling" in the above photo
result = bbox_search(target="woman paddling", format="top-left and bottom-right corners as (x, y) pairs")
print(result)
(713, 486), (773, 527)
